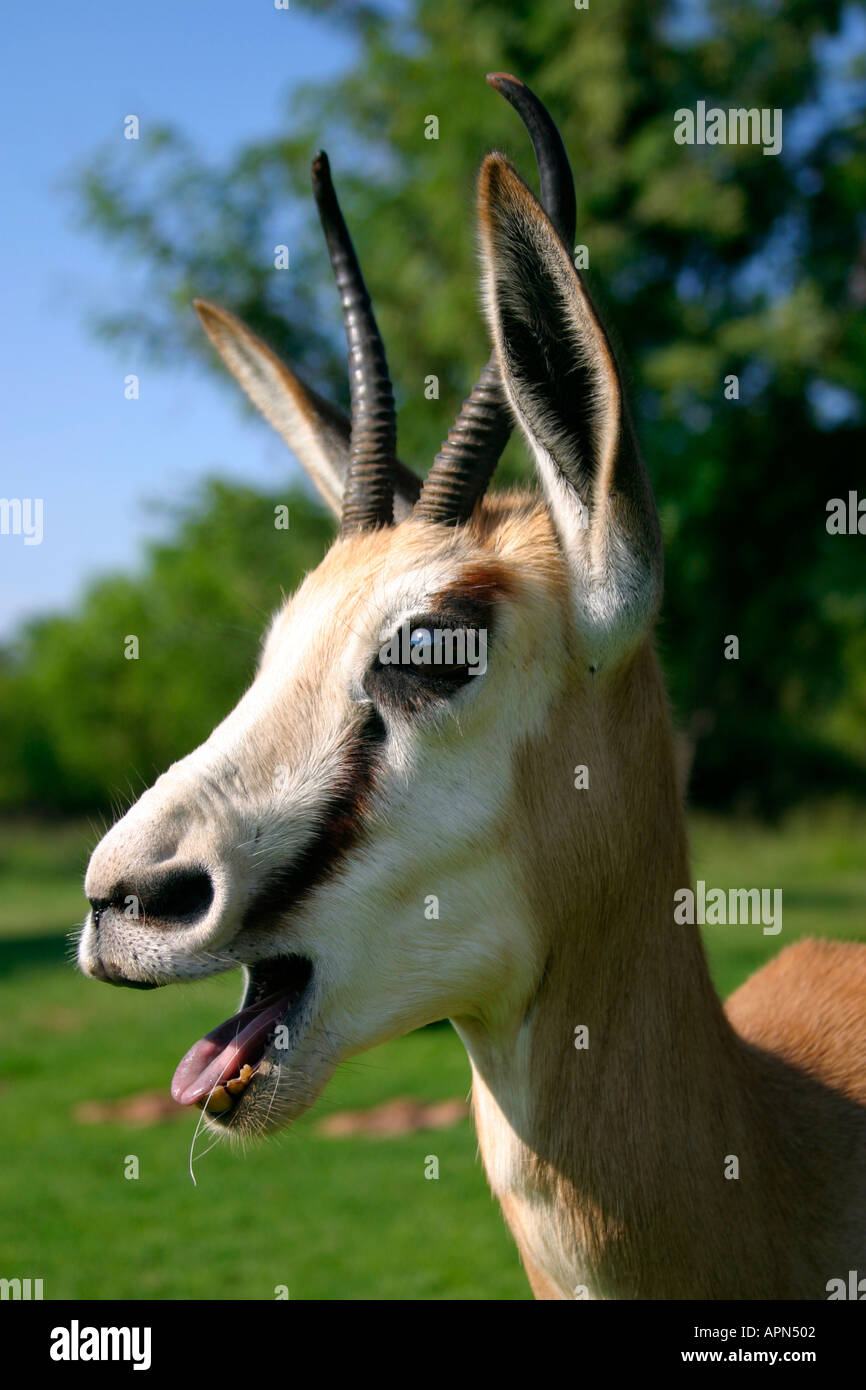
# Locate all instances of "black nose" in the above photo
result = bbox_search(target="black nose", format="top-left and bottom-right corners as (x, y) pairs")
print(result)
(89, 865), (214, 926)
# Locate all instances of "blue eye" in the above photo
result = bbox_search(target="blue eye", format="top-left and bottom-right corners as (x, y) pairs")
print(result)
(409, 627), (433, 650)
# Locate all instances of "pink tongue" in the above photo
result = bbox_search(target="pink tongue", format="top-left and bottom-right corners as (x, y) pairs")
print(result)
(171, 997), (287, 1107)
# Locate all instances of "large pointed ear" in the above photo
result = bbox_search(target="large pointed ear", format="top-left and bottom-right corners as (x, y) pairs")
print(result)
(478, 156), (663, 667)
(194, 300), (420, 522)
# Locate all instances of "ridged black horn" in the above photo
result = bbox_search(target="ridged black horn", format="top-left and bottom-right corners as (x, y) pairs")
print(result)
(486, 73), (576, 249)
(311, 151), (396, 532)
(415, 74), (576, 526)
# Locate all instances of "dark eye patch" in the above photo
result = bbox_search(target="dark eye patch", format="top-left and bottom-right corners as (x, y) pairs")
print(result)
(364, 598), (493, 713)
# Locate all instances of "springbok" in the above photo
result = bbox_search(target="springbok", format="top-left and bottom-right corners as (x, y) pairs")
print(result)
(80, 75), (866, 1300)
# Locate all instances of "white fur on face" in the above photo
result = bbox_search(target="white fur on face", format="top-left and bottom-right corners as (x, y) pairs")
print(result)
(79, 514), (560, 1129)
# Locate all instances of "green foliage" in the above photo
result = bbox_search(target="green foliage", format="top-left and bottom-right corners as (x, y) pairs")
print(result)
(0, 483), (331, 812)
(6, 0), (866, 813)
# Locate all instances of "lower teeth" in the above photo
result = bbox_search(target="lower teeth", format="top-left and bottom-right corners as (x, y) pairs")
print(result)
(201, 1086), (232, 1114)
(198, 1064), (257, 1114)
(226, 1063), (255, 1095)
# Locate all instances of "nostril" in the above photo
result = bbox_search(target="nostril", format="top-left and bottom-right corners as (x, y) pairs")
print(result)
(140, 866), (215, 923)
(90, 866), (215, 927)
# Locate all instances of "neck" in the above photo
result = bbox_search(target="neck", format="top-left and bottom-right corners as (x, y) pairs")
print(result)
(456, 645), (786, 1298)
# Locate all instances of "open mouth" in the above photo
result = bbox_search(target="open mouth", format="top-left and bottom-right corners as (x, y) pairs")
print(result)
(171, 955), (313, 1120)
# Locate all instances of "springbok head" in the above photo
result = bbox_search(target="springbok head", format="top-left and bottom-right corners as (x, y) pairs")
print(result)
(80, 75), (663, 1137)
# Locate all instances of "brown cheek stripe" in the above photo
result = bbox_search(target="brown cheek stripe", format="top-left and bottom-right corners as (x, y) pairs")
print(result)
(241, 563), (510, 931)
(241, 707), (386, 931)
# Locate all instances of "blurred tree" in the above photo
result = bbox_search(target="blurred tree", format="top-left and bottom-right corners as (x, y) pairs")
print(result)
(4, 0), (866, 814)
(0, 483), (332, 813)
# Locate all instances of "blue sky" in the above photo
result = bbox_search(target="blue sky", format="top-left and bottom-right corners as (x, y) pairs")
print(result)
(1, 1), (360, 637)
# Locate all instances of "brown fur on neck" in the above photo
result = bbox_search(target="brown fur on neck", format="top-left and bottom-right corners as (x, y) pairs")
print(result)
(463, 623), (866, 1299)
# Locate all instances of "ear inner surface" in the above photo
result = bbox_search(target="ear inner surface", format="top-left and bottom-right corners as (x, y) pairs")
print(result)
(478, 154), (663, 655)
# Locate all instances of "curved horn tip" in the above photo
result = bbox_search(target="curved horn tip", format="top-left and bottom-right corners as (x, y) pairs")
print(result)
(311, 150), (330, 184)
(486, 72), (523, 91)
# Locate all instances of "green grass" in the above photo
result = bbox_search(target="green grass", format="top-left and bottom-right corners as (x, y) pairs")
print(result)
(1, 807), (864, 1300)
(690, 804), (866, 997)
